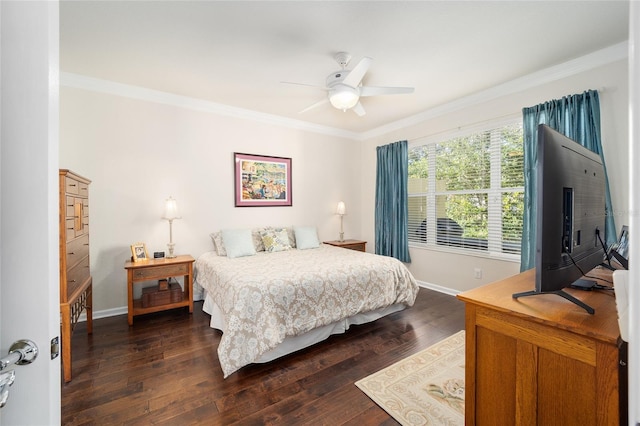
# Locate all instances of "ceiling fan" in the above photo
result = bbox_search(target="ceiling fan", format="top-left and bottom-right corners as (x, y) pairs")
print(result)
(284, 52), (414, 116)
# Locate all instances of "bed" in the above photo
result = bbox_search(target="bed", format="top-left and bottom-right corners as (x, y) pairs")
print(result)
(193, 228), (419, 378)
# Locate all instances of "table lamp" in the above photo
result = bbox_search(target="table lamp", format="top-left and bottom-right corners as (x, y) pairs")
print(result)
(336, 201), (346, 241)
(162, 196), (181, 258)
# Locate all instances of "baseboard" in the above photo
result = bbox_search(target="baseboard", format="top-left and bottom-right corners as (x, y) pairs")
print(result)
(76, 283), (457, 322)
(77, 306), (128, 322)
(416, 280), (461, 297)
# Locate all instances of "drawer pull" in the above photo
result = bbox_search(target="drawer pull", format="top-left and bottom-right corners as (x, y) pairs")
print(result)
(68, 183), (76, 187)
(67, 252), (75, 255)
(68, 279), (76, 283)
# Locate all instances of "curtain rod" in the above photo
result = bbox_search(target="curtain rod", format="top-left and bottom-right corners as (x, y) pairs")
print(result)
(408, 87), (606, 145)
(409, 111), (522, 145)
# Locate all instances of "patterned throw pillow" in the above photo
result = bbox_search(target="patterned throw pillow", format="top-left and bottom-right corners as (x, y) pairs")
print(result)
(252, 228), (266, 252)
(210, 232), (227, 256)
(260, 227), (292, 253)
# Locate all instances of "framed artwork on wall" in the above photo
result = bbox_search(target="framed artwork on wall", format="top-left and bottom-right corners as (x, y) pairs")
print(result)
(234, 152), (292, 207)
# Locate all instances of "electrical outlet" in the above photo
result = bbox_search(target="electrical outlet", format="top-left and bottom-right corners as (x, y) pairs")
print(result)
(474, 268), (482, 279)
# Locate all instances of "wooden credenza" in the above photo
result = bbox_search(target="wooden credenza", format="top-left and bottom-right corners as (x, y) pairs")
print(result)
(59, 169), (93, 383)
(457, 268), (622, 425)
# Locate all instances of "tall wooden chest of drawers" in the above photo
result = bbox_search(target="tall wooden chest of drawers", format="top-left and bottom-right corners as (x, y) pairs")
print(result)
(59, 169), (93, 382)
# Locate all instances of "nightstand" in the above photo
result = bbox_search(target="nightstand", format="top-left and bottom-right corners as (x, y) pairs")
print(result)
(323, 239), (367, 252)
(124, 255), (195, 325)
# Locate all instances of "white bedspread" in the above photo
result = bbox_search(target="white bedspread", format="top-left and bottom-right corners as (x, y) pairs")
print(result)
(194, 244), (418, 377)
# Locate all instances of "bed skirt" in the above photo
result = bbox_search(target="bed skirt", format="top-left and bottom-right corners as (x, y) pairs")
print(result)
(202, 292), (406, 363)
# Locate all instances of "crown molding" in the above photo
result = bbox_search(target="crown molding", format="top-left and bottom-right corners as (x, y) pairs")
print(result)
(61, 41), (628, 142)
(359, 41), (629, 141)
(60, 72), (360, 140)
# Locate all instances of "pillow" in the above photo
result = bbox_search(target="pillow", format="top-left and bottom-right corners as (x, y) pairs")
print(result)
(210, 232), (227, 256)
(294, 226), (320, 250)
(260, 227), (291, 253)
(287, 227), (297, 248)
(251, 228), (266, 252)
(221, 228), (256, 258)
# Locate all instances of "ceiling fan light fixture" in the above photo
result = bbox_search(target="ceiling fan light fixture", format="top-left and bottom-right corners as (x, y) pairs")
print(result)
(329, 85), (359, 111)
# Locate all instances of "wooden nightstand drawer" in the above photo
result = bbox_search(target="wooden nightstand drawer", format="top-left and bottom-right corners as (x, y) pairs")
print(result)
(132, 263), (189, 281)
(324, 239), (367, 252)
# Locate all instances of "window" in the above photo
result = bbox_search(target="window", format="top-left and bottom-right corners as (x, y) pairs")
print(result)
(408, 120), (524, 256)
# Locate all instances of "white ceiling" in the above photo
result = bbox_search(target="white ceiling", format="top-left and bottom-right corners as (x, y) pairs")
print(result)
(60, 1), (630, 136)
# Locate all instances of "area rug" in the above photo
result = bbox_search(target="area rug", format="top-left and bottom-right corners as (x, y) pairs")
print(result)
(355, 330), (465, 426)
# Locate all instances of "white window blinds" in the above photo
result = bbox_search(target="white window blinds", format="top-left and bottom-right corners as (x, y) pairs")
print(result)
(408, 121), (524, 256)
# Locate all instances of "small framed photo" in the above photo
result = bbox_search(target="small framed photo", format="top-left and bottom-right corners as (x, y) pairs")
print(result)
(234, 152), (292, 207)
(131, 242), (149, 262)
(617, 225), (629, 259)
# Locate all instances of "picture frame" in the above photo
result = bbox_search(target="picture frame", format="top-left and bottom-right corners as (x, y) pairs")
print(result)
(606, 225), (629, 269)
(234, 152), (292, 207)
(616, 225), (629, 259)
(131, 242), (149, 262)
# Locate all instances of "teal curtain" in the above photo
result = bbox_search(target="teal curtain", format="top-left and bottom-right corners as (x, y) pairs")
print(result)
(375, 140), (411, 262)
(520, 90), (616, 271)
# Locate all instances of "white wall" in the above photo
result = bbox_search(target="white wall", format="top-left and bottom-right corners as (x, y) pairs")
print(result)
(60, 87), (360, 313)
(360, 59), (629, 293)
(60, 50), (630, 312)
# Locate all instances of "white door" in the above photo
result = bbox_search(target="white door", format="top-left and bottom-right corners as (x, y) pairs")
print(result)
(0, 1), (61, 425)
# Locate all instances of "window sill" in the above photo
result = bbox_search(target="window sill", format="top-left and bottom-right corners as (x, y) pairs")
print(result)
(408, 242), (521, 263)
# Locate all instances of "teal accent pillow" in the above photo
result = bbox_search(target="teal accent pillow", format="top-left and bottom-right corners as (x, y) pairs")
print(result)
(294, 226), (320, 250)
(221, 228), (256, 258)
(260, 228), (291, 253)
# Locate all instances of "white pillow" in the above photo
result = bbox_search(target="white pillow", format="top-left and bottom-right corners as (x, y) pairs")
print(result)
(294, 226), (320, 250)
(221, 229), (256, 258)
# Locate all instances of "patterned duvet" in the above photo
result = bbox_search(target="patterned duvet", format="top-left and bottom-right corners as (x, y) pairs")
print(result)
(194, 244), (419, 377)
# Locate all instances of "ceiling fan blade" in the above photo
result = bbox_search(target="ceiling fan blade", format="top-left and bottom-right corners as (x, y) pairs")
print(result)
(299, 98), (329, 114)
(352, 102), (366, 117)
(359, 86), (415, 97)
(281, 81), (327, 91)
(342, 57), (372, 87)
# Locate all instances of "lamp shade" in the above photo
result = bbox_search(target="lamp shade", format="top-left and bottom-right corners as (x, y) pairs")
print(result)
(329, 85), (359, 111)
(162, 196), (181, 220)
(336, 201), (346, 215)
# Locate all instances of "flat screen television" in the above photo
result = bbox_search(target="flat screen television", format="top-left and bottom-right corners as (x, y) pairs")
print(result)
(513, 124), (607, 314)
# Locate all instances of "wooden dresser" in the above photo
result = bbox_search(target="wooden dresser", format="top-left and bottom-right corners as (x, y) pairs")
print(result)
(457, 268), (622, 425)
(59, 169), (93, 383)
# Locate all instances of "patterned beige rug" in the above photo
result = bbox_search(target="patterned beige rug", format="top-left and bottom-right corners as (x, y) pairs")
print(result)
(355, 330), (465, 426)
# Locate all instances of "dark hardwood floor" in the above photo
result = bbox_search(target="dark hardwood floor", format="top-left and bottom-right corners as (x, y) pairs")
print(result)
(62, 288), (465, 425)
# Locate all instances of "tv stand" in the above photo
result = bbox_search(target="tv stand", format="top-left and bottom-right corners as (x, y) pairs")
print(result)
(458, 268), (622, 425)
(512, 288), (595, 314)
